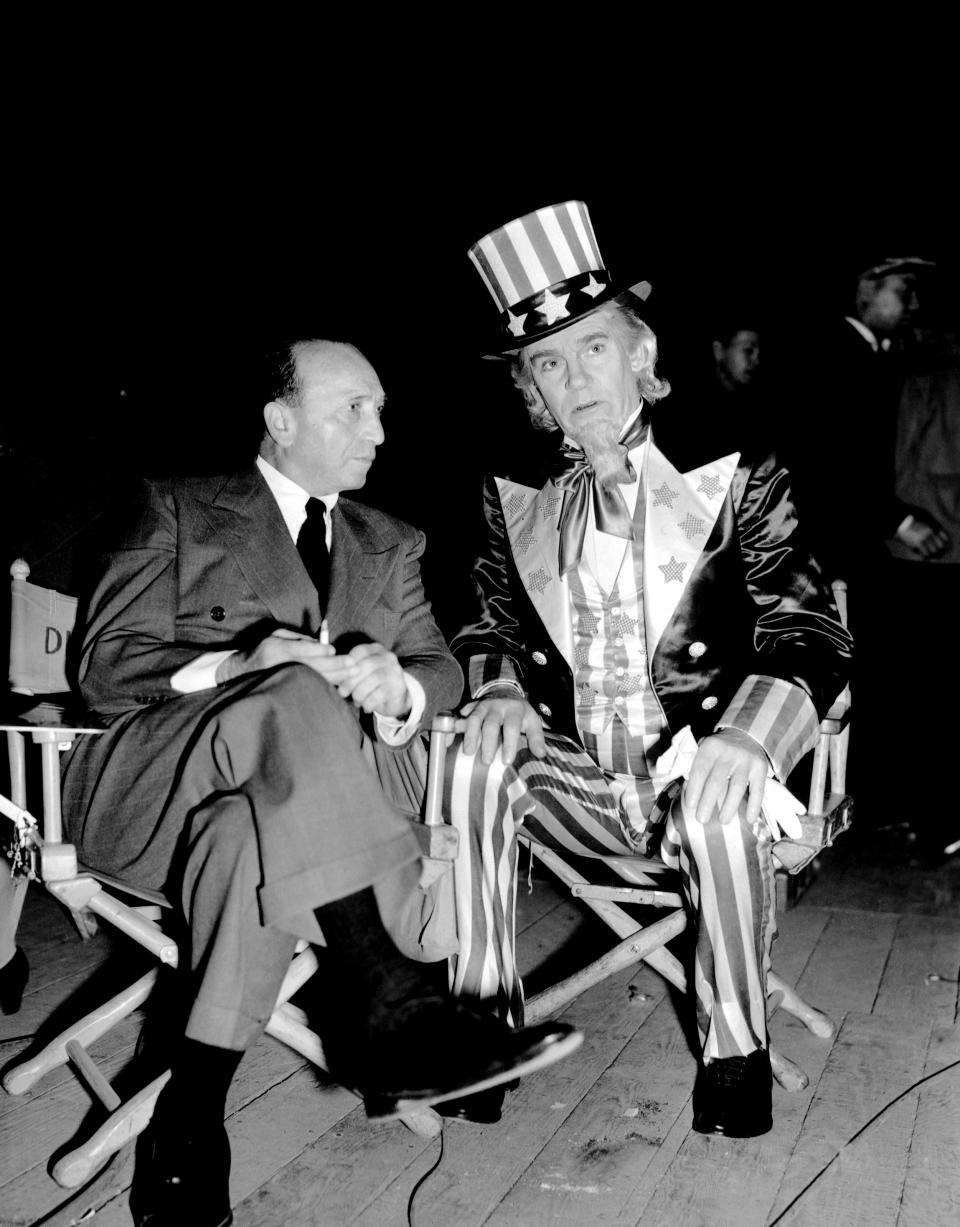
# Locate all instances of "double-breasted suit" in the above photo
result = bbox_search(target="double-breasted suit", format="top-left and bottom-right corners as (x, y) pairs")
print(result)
(62, 464), (462, 1048)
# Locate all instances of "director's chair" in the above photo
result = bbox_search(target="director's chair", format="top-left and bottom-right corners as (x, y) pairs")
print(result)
(1, 560), (455, 1192)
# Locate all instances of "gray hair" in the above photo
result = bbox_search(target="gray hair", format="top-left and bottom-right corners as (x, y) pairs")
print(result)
(508, 294), (671, 431)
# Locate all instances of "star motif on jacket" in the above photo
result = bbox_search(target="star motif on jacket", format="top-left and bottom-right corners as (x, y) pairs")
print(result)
(527, 567), (551, 595)
(574, 644), (590, 668)
(578, 682), (597, 706)
(697, 472), (723, 500)
(577, 608), (601, 636)
(582, 273), (606, 299)
(610, 611), (638, 638)
(619, 674), (645, 696)
(678, 512), (707, 539)
(659, 555), (687, 583)
(504, 491), (527, 519)
(652, 482), (679, 508)
(541, 287), (570, 325)
(516, 528), (536, 555)
(541, 492), (561, 520)
(506, 310), (528, 338)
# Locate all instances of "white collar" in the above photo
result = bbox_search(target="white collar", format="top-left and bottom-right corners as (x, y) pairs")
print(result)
(844, 316), (891, 353)
(256, 455), (339, 541)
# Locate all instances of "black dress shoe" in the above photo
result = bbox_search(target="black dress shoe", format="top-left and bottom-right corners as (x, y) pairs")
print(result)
(0, 947), (28, 1015)
(692, 1049), (772, 1138)
(131, 1114), (233, 1227)
(352, 999), (583, 1120)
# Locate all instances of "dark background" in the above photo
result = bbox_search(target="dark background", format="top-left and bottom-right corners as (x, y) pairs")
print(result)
(6, 72), (958, 635)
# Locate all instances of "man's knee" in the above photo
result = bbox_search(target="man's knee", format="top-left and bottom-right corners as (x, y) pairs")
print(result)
(668, 789), (754, 848)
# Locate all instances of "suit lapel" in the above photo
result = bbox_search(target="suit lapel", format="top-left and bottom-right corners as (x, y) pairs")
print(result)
(642, 427), (740, 656)
(197, 468), (320, 631)
(496, 477), (574, 668)
(325, 500), (398, 639)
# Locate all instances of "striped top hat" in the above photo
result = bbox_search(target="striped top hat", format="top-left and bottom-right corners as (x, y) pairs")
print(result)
(468, 200), (650, 355)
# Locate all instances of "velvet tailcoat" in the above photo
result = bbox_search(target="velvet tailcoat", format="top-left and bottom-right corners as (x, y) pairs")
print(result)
(452, 400), (852, 783)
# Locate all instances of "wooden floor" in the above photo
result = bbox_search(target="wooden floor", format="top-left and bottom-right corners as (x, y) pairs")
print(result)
(2, 827), (958, 1227)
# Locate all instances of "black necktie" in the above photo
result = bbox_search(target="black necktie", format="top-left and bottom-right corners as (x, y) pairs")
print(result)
(296, 497), (330, 610)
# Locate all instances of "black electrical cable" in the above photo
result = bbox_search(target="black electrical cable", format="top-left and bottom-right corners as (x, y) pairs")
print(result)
(767, 1058), (960, 1225)
(407, 1128), (446, 1227)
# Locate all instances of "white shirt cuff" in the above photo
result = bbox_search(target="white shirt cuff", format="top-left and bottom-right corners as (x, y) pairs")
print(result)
(171, 650), (237, 693)
(474, 678), (525, 699)
(374, 671), (426, 744)
(895, 513), (915, 538)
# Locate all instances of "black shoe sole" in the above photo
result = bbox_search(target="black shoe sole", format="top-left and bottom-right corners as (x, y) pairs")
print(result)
(365, 1028), (583, 1121)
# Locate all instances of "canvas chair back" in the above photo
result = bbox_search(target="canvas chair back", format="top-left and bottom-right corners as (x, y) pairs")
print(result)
(9, 560), (77, 695)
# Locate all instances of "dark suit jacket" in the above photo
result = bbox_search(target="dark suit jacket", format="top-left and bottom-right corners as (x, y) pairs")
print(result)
(790, 318), (910, 581)
(62, 465), (462, 885)
(452, 400), (852, 784)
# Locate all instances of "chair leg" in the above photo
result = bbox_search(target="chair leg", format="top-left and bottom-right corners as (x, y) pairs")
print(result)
(52, 1070), (171, 1189)
(767, 970), (836, 1038)
(525, 910), (687, 1025)
(2, 968), (159, 1095)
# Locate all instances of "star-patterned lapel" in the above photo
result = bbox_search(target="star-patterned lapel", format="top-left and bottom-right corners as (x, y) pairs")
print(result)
(197, 468), (320, 632)
(642, 428), (740, 656)
(495, 477), (574, 668)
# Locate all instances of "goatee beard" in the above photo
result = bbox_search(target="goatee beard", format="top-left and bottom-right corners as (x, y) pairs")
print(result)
(575, 419), (635, 490)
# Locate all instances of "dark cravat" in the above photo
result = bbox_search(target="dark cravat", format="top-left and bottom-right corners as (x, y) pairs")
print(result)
(296, 497), (330, 610)
(551, 413), (648, 575)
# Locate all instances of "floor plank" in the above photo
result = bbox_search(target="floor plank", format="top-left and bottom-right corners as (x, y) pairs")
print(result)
(767, 1012), (931, 1227)
(896, 1024), (960, 1227)
(3, 828), (958, 1226)
(873, 913), (960, 1023)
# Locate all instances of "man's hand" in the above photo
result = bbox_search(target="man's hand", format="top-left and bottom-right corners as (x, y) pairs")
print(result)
(896, 512), (950, 560)
(216, 628), (350, 684)
(683, 728), (768, 826)
(216, 631), (410, 718)
(461, 691), (547, 766)
(334, 642), (410, 718)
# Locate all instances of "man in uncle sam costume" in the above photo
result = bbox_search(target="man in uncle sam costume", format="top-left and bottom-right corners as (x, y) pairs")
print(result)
(442, 201), (852, 1136)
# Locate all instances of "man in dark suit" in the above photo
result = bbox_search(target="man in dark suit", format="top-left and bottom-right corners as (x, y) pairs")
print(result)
(788, 258), (949, 853)
(61, 338), (580, 1227)
(442, 202), (852, 1138)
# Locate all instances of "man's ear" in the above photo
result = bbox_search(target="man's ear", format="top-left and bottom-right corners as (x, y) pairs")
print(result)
(263, 400), (295, 446)
(711, 340), (724, 364)
(629, 337), (653, 374)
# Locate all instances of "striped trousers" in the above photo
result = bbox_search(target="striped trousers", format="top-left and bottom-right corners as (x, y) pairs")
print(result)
(442, 731), (778, 1061)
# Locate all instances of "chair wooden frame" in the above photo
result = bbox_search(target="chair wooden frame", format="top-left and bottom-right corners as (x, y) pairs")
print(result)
(1, 560), (454, 1192)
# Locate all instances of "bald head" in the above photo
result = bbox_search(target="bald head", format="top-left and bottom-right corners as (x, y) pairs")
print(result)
(260, 338), (386, 495)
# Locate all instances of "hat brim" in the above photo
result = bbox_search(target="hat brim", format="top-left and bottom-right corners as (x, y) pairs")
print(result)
(481, 278), (654, 360)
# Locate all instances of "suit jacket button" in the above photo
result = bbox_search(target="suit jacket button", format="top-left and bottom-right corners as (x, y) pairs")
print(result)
(210, 606), (226, 622)
(537, 702), (552, 718)
(531, 651), (548, 665)
(688, 641), (707, 658)
(701, 695), (718, 710)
